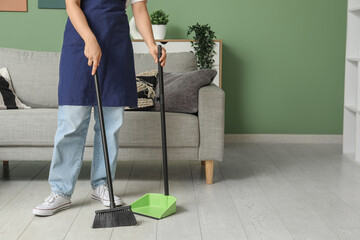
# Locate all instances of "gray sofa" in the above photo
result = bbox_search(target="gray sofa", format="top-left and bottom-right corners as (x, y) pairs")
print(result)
(0, 47), (225, 184)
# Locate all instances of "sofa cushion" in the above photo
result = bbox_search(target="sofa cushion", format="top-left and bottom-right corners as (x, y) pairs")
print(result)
(125, 68), (158, 111)
(0, 67), (31, 110)
(152, 69), (217, 113)
(0, 47), (61, 109)
(0, 108), (199, 148)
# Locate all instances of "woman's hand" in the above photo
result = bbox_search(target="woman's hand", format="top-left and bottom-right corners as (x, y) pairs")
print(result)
(84, 36), (102, 75)
(149, 44), (166, 67)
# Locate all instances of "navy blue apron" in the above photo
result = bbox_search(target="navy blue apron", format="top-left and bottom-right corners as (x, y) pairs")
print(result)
(58, 0), (138, 108)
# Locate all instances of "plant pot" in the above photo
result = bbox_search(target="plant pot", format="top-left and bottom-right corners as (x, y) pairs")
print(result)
(152, 24), (166, 40)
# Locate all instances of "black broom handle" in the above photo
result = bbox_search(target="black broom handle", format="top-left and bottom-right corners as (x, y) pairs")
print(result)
(158, 44), (169, 196)
(94, 71), (116, 209)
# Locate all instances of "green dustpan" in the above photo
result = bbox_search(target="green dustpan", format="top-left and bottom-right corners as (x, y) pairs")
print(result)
(130, 45), (177, 220)
(130, 193), (177, 219)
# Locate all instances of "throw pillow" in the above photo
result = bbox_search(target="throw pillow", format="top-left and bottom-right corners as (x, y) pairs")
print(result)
(152, 69), (217, 113)
(0, 67), (31, 110)
(125, 69), (158, 111)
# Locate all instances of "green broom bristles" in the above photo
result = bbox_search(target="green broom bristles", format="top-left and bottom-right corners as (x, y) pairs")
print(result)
(92, 205), (137, 228)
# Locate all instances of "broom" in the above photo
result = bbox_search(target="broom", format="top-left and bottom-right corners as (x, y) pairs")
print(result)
(92, 70), (137, 228)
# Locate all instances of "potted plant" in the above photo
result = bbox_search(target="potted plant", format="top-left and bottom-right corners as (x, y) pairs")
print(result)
(150, 9), (169, 40)
(186, 23), (217, 69)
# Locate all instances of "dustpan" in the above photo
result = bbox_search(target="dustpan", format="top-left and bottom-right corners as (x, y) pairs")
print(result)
(129, 45), (177, 220)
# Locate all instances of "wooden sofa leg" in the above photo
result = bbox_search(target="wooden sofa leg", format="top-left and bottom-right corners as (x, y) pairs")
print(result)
(3, 161), (9, 166)
(205, 160), (214, 184)
(201, 160), (205, 165)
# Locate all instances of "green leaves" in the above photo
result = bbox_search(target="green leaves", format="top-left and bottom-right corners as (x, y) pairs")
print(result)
(150, 9), (169, 25)
(186, 23), (217, 69)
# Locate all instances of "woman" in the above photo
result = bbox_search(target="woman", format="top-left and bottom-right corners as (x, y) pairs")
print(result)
(32, 0), (166, 216)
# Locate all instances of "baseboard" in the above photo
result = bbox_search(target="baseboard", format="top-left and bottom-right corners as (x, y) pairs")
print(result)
(224, 134), (343, 144)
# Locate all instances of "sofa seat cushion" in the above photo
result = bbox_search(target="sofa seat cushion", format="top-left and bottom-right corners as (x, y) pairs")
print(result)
(0, 108), (199, 147)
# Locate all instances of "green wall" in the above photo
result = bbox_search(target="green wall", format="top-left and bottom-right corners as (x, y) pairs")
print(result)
(0, 0), (347, 134)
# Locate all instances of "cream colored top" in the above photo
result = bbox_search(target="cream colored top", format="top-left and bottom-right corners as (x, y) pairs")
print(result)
(126, 0), (148, 8)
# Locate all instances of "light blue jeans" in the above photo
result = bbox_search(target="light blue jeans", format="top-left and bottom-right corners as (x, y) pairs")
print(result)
(48, 105), (124, 199)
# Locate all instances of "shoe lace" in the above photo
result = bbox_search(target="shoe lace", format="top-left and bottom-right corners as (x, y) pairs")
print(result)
(45, 192), (60, 204)
(98, 184), (110, 199)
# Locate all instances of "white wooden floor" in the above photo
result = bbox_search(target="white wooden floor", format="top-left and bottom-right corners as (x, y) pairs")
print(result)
(1, 142), (360, 240)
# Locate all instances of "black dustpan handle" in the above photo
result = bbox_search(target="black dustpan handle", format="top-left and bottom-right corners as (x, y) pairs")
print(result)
(94, 70), (116, 209)
(157, 44), (169, 196)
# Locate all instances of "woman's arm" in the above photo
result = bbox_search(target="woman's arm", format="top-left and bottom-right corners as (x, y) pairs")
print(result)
(131, 1), (166, 66)
(65, 0), (101, 75)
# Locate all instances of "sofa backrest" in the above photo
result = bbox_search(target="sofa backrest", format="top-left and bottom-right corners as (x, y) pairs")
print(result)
(0, 47), (197, 108)
(134, 52), (198, 74)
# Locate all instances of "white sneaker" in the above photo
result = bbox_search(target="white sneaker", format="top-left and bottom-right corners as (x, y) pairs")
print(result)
(91, 184), (123, 207)
(33, 192), (71, 216)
